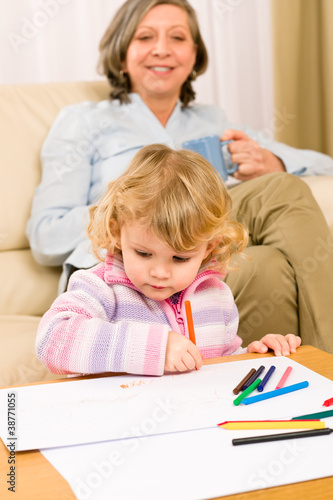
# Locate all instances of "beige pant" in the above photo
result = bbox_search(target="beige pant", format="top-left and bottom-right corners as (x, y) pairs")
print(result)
(225, 173), (333, 354)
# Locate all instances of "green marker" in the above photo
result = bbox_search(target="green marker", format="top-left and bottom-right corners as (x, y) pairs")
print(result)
(233, 378), (262, 406)
(292, 409), (333, 420)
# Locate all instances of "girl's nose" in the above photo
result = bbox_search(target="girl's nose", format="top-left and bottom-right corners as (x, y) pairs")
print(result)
(150, 264), (170, 279)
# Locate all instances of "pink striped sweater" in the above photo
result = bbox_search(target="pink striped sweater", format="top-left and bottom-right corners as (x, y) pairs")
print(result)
(36, 254), (245, 376)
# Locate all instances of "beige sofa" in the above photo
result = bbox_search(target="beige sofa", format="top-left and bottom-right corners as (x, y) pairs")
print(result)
(1, 81), (333, 388)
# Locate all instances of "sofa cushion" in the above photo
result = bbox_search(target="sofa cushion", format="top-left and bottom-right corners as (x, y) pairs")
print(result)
(0, 316), (64, 387)
(0, 249), (60, 316)
(0, 81), (110, 318)
(0, 81), (110, 253)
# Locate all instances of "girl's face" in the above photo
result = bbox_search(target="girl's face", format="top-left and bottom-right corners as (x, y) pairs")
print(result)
(122, 4), (197, 104)
(120, 222), (218, 301)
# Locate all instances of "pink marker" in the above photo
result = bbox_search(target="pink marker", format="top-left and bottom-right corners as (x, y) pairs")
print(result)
(275, 366), (292, 390)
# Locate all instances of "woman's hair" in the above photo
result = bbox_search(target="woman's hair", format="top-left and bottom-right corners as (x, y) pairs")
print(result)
(88, 144), (248, 273)
(98, 0), (208, 107)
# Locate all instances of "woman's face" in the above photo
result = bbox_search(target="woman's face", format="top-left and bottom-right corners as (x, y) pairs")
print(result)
(123, 4), (197, 104)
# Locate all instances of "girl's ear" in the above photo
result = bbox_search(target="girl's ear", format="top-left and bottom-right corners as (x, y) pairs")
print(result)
(203, 237), (222, 260)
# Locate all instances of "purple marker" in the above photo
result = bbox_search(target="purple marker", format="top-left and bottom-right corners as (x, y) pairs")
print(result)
(242, 365), (265, 390)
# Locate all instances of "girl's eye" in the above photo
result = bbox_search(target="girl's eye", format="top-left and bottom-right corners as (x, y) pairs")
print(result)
(135, 250), (151, 258)
(173, 256), (190, 263)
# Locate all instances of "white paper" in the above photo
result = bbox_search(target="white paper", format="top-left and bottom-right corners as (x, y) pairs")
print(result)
(41, 425), (333, 500)
(0, 357), (332, 451)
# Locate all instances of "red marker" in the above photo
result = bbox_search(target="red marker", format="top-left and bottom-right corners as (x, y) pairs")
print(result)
(323, 397), (333, 407)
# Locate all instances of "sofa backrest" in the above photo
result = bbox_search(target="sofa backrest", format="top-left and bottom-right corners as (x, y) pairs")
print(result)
(0, 81), (110, 316)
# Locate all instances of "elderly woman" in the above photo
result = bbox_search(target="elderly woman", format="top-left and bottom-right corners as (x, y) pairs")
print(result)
(26, 0), (333, 352)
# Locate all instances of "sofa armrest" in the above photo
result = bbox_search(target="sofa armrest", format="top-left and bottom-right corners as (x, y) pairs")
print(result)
(302, 176), (333, 234)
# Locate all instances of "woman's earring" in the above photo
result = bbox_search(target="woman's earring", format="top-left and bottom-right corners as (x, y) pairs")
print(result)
(191, 69), (197, 79)
(119, 70), (124, 76)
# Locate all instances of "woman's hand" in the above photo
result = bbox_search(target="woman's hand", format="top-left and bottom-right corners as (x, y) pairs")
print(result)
(247, 333), (302, 356)
(221, 129), (285, 180)
(164, 331), (203, 373)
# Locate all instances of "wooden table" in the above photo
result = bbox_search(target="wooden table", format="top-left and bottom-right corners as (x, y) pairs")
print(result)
(1, 345), (332, 499)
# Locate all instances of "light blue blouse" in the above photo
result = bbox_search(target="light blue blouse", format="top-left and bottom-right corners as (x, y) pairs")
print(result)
(26, 93), (333, 291)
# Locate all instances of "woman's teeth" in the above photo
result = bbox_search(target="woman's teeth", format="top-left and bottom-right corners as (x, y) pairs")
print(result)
(150, 66), (172, 72)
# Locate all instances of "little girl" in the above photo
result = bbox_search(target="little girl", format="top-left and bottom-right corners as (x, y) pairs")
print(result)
(36, 144), (301, 376)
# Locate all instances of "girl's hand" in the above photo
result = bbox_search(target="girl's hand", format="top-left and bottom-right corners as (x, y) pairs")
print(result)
(221, 129), (285, 180)
(164, 331), (203, 373)
(247, 333), (302, 357)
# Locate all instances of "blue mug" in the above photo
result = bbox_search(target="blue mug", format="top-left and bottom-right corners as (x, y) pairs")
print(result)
(182, 135), (238, 181)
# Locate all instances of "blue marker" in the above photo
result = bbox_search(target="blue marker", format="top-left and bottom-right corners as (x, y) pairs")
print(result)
(242, 365), (265, 390)
(257, 365), (276, 392)
(241, 381), (309, 405)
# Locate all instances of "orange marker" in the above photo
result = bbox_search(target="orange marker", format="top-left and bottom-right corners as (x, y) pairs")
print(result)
(185, 300), (196, 345)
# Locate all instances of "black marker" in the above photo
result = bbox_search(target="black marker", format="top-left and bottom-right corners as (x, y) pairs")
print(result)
(232, 428), (333, 446)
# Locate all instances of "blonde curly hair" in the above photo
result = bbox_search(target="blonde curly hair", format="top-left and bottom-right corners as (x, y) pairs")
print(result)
(88, 144), (248, 273)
